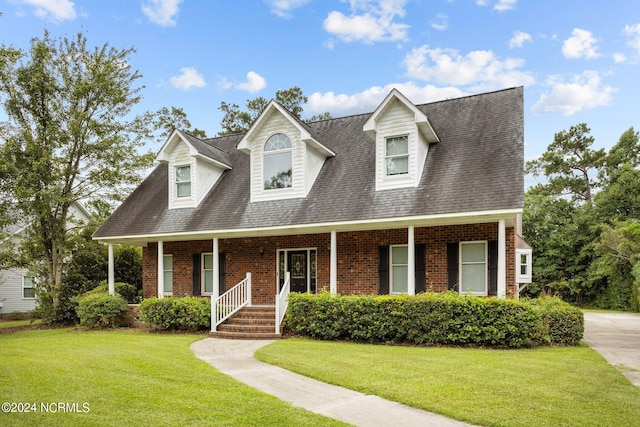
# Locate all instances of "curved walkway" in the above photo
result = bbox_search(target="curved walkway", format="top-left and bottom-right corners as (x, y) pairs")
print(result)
(583, 311), (640, 386)
(191, 338), (476, 427)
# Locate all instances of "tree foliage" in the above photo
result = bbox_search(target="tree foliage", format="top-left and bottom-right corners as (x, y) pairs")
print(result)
(0, 32), (153, 320)
(524, 124), (640, 311)
(218, 86), (331, 135)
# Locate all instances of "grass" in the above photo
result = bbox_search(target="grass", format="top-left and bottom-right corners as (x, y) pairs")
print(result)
(0, 319), (42, 329)
(256, 338), (640, 427)
(0, 329), (346, 427)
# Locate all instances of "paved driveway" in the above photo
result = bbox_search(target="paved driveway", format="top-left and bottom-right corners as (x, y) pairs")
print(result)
(583, 311), (640, 386)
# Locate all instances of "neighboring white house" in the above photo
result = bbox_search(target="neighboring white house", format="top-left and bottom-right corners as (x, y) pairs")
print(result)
(0, 203), (91, 316)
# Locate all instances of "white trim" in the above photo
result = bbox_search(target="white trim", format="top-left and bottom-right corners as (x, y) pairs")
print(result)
(95, 209), (522, 245)
(213, 238), (219, 302)
(497, 219), (506, 299)
(108, 243), (115, 296)
(157, 241), (164, 299)
(407, 226), (415, 296)
(330, 231), (337, 294)
(459, 241), (488, 296)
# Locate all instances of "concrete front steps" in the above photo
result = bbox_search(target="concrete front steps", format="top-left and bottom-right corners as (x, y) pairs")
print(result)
(209, 305), (281, 339)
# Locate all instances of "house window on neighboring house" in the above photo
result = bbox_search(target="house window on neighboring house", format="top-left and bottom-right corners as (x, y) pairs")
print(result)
(22, 275), (35, 299)
(264, 133), (293, 189)
(176, 165), (191, 198)
(390, 245), (409, 294)
(202, 253), (214, 295)
(163, 254), (173, 294)
(460, 242), (487, 295)
(385, 135), (409, 176)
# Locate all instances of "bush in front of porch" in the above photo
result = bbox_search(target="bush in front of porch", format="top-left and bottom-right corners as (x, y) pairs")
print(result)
(284, 292), (583, 347)
(140, 297), (210, 332)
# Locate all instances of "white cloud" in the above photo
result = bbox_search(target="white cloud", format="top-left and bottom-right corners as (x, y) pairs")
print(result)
(613, 52), (627, 63)
(169, 67), (206, 90)
(235, 71), (267, 93)
(624, 23), (640, 54)
(531, 71), (616, 116)
(142, 0), (182, 27)
(307, 82), (466, 117)
(476, 0), (518, 12)
(266, 0), (311, 18)
(562, 28), (600, 59)
(403, 45), (535, 91)
(323, 0), (409, 44)
(430, 13), (447, 31)
(509, 31), (532, 49)
(17, 0), (76, 22)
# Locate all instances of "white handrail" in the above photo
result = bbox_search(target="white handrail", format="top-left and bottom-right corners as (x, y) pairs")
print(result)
(275, 272), (290, 334)
(212, 272), (251, 331)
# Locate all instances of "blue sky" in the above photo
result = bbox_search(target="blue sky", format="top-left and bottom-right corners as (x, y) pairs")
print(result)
(2, 0), (640, 182)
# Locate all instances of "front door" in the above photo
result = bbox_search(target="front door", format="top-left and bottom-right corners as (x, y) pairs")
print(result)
(288, 251), (307, 293)
(278, 249), (317, 293)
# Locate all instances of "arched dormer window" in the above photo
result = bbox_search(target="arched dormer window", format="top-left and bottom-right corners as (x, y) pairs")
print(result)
(263, 133), (292, 190)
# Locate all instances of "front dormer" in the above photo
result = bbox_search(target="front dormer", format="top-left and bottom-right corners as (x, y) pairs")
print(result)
(237, 101), (335, 202)
(363, 89), (439, 191)
(157, 130), (232, 209)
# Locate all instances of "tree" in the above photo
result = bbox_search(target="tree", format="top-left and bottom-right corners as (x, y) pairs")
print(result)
(0, 32), (154, 320)
(526, 123), (606, 204)
(218, 86), (331, 135)
(600, 127), (640, 185)
(150, 106), (206, 143)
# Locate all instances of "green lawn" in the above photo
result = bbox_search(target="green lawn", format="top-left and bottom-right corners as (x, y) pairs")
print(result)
(0, 329), (346, 427)
(0, 319), (41, 329)
(256, 338), (640, 427)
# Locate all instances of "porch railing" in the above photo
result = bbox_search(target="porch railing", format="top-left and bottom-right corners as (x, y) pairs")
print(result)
(275, 272), (290, 334)
(212, 272), (251, 332)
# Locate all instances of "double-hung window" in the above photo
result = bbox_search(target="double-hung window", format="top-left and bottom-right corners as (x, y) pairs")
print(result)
(202, 253), (214, 295)
(23, 275), (35, 299)
(163, 254), (173, 294)
(176, 165), (191, 198)
(263, 133), (293, 190)
(390, 245), (409, 294)
(460, 242), (487, 295)
(385, 135), (409, 176)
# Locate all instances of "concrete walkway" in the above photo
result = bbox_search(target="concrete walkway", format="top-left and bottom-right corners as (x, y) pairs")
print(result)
(191, 338), (476, 427)
(583, 311), (640, 386)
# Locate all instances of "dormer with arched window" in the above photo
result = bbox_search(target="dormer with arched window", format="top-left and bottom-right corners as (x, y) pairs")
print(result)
(237, 101), (335, 202)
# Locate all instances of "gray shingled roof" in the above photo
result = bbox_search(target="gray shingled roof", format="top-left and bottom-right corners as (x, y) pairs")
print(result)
(94, 87), (524, 239)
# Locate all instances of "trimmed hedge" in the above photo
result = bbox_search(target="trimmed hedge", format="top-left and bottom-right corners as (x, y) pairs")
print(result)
(139, 297), (210, 332)
(284, 292), (583, 348)
(75, 293), (131, 329)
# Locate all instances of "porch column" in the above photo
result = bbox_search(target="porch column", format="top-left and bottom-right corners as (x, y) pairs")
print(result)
(157, 241), (164, 299)
(107, 243), (115, 296)
(212, 237), (219, 332)
(498, 220), (506, 299)
(407, 226), (415, 295)
(330, 230), (337, 294)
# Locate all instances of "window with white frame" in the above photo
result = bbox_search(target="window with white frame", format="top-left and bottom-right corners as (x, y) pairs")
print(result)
(385, 135), (409, 176)
(202, 253), (214, 295)
(460, 242), (487, 295)
(516, 249), (532, 283)
(163, 254), (173, 294)
(23, 275), (35, 299)
(263, 133), (293, 190)
(390, 245), (409, 294)
(175, 165), (191, 198)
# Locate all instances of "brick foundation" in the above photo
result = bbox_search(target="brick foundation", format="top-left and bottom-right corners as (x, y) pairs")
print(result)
(142, 223), (516, 304)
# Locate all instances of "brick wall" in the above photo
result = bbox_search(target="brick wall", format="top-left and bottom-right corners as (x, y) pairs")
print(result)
(141, 223), (517, 304)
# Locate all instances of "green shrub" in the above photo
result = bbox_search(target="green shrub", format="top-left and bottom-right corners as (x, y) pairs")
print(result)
(85, 282), (140, 304)
(285, 292), (582, 348)
(139, 297), (210, 332)
(528, 297), (584, 345)
(75, 293), (131, 329)
(4, 311), (30, 321)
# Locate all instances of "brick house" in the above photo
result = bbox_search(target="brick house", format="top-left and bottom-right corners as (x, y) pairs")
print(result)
(94, 87), (532, 336)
